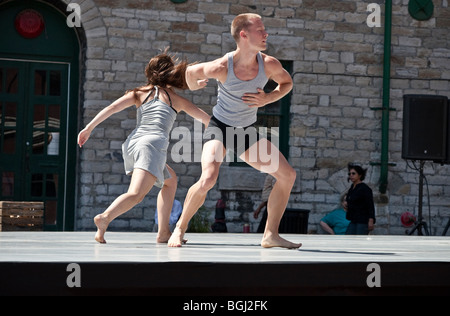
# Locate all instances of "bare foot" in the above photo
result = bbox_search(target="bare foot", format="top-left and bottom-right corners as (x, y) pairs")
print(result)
(94, 214), (109, 244)
(167, 227), (185, 247)
(157, 232), (188, 244)
(156, 231), (172, 244)
(261, 233), (302, 249)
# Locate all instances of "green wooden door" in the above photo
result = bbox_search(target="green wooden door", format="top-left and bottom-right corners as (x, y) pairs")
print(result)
(0, 59), (69, 230)
(0, 0), (81, 231)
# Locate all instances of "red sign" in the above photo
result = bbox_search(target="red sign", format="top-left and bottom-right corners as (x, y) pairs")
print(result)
(15, 9), (45, 39)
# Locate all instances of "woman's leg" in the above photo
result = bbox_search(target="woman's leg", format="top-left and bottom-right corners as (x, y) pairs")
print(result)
(156, 165), (177, 243)
(94, 168), (156, 243)
(356, 223), (369, 235)
(345, 223), (356, 235)
(345, 223), (368, 235)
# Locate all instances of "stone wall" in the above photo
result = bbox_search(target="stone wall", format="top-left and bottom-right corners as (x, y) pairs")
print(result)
(76, 0), (450, 235)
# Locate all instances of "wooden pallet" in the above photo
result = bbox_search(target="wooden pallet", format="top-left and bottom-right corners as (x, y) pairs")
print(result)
(0, 202), (44, 231)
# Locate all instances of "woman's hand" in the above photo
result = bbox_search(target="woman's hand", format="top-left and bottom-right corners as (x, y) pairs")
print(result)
(77, 128), (92, 148)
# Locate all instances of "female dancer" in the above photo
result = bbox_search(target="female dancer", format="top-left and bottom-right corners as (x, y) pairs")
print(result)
(78, 51), (210, 244)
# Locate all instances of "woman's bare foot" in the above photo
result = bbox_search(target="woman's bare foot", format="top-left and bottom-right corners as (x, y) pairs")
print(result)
(261, 233), (302, 249)
(167, 227), (186, 247)
(94, 214), (109, 244)
(157, 232), (188, 244)
(156, 230), (172, 244)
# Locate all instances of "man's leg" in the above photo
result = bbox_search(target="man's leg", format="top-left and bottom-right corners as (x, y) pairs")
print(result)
(168, 140), (226, 247)
(241, 138), (301, 249)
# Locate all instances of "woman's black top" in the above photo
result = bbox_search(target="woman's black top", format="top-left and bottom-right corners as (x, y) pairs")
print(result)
(346, 182), (376, 224)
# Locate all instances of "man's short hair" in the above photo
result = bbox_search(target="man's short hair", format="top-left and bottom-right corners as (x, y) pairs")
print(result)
(231, 13), (262, 42)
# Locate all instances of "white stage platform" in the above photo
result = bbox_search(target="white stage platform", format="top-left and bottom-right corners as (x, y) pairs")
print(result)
(1, 232), (449, 296)
(0, 232), (449, 263)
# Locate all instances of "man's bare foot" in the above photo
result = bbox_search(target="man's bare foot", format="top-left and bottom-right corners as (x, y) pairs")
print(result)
(167, 227), (185, 247)
(261, 233), (302, 249)
(94, 214), (108, 244)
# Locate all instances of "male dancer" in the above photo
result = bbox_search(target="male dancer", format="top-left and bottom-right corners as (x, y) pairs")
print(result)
(168, 13), (301, 249)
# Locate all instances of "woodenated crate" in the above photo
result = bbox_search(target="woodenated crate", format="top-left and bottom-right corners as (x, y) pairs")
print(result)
(0, 202), (44, 231)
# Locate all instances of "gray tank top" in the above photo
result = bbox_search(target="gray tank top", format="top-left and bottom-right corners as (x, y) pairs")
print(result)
(213, 52), (268, 127)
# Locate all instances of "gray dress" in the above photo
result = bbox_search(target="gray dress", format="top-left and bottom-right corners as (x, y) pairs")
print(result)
(122, 86), (177, 188)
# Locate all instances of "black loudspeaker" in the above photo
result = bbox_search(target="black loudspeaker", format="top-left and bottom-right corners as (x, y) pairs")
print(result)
(402, 94), (449, 162)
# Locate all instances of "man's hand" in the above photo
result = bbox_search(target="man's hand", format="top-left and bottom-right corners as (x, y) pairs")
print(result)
(197, 79), (209, 89)
(185, 58), (227, 91)
(242, 88), (269, 108)
(186, 65), (208, 91)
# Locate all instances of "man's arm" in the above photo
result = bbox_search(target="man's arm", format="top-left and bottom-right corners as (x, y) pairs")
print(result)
(185, 63), (209, 90)
(242, 55), (293, 108)
(185, 57), (227, 91)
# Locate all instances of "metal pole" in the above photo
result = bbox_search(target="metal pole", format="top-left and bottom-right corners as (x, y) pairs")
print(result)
(379, 0), (393, 194)
(409, 161), (430, 236)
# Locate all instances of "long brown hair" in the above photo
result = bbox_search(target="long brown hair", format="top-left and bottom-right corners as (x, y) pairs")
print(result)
(128, 48), (190, 100)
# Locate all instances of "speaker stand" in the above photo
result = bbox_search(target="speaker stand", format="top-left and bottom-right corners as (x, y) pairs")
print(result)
(409, 160), (430, 236)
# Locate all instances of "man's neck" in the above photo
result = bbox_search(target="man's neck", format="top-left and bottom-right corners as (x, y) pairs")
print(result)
(233, 47), (260, 66)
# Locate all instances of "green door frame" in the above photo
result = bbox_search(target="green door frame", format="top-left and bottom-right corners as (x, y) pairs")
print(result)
(0, 0), (80, 230)
(0, 59), (71, 230)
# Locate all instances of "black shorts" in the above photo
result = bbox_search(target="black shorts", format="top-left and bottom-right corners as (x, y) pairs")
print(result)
(203, 116), (263, 157)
